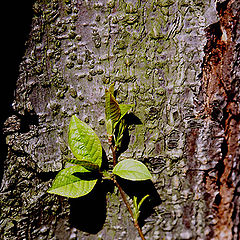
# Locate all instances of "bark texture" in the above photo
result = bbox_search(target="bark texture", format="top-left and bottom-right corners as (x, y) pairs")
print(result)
(0, 0), (239, 239)
(198, 0), (240, 239)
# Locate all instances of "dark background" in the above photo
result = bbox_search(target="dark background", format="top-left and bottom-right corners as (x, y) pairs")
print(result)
(0, 1), (34, 181)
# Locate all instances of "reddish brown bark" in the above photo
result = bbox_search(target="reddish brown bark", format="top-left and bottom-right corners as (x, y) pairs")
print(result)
(200, 0), (239, 239)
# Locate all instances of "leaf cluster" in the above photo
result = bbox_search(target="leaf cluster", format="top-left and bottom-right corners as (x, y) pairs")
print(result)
(105, 84), (134, 149)
(48, 83), (152, 199)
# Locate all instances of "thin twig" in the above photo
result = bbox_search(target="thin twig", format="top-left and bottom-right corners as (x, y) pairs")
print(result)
(108, 135), (117, 167)
(112, 177), (146, 240)
(110, 144), (117, 166)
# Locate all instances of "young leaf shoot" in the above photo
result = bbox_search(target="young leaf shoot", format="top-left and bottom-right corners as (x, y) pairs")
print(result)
(48, 84), (152, 240)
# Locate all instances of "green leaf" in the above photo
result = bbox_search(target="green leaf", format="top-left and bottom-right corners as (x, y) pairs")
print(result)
(47, 166), (98, 198)
(109, 82), (115, 95)
(138, 194), (149, 210)
(105, 119), (113, 136)
(133, 196), (139, 220)
(112, 159), (152, 181)
(105, 92), (121, 122)
(115, 118), (127, 148)
(105, 85), (121, 135)
(119, 104), (134, 121)
(64, 158), (100, 171)
(133, 195), (149, 221)
(133, 196), (138, 211)
(68, 115), (102, 167)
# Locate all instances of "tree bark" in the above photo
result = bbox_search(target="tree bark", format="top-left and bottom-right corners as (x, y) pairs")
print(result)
(0, 0), (239, 239)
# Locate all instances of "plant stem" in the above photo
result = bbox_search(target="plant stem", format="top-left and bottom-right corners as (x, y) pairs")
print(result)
(110, 145), (146, 240)
(110, 144), (117, 166)
(112, 177), (146, 240)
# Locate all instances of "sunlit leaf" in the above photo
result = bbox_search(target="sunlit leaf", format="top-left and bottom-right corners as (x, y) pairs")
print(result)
(115, 119), (127, 148)
(105, 92), (121, 122)
(133, 195), (149, 220)
(138, 194), (149, 210)
(68, 115), (102, 167)
(112, 159), (152, 181)
(47, 166), (98, 198)
(105, 84), (121, 135)
(64, 158), (100, 171)
(109, 82), (115, 95)
(119, 104), (134, 121)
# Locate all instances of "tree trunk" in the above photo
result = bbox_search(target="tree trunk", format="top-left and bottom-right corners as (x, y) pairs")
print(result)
(1, 0), (239, 239)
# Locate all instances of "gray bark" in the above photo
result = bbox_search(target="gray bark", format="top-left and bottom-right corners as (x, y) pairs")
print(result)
(0, 0), (239, 239)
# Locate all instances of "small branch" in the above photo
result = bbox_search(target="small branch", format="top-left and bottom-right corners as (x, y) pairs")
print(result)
(108, 135), (117, 166)
(110, 144), (117, 166)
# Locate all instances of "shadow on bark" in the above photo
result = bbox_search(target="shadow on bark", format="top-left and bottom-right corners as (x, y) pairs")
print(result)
(117, 178), (161, 227)
(125, 112), (143, 125)
(69, 180), (114, 234)
(69, 147), (113, 233)
(116, 113), (142, 157)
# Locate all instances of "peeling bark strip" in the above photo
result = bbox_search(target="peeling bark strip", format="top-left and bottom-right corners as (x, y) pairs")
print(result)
(201, 0), (240, 239)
